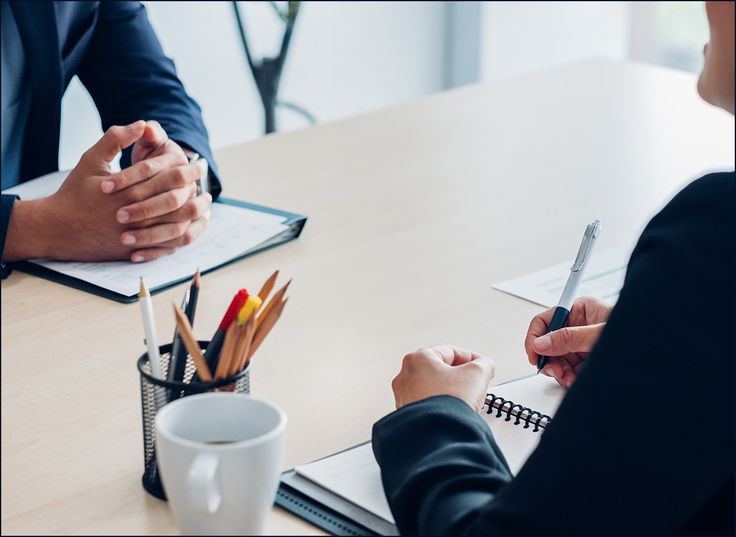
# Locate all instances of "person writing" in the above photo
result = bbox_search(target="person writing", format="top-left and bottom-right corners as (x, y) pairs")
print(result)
(1, 2), (219, 273)
(372, 2), (734, 534)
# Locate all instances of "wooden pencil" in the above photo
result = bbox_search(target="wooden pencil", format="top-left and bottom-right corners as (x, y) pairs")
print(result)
(172, 304), (213, 382)
(248, 297), (288, 360)
(231, 316), (256, 376)
(256, 279), (291, 331)
(257, 270), (280, 302)
(214, 322), (238, 379)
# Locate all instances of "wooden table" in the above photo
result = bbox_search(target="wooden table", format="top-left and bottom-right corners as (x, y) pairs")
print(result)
(2, 59), (733, 535)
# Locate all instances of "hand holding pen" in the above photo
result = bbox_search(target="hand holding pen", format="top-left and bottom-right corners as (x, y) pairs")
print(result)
(530, 221), (603, 381)
(526, 296), (612, 388)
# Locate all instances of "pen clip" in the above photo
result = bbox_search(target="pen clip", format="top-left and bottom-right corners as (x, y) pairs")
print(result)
(571, 220), (601, 271)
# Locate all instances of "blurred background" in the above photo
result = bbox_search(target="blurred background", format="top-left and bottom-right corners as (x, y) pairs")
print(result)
(59, 1), (709, 170)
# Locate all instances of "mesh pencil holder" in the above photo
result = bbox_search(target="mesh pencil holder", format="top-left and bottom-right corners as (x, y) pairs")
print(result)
(137, 340), (251, 500)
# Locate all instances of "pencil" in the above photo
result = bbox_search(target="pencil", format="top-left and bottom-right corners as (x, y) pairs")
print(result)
(230, 315), (256, 376)
(214, 322), (238, 379)
(204, 289), (249, 375)
(257, 270), (279, 302)
(248, 297), (288, 360)
(256, 279), (291, 331)
(139, 278), (163, 379)
(172, 304), (213, 382)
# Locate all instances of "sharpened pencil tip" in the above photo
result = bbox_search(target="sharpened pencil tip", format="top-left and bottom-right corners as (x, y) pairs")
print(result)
(139, 277), (149, 297)
(193, 268), (201, 287)
(536, 368), (541, 375)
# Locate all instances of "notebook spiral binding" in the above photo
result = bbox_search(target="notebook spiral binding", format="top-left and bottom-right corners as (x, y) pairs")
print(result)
(484, 394), (553, 432)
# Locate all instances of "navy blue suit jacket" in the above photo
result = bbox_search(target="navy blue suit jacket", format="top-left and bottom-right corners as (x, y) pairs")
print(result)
(1, 1), (220, 262)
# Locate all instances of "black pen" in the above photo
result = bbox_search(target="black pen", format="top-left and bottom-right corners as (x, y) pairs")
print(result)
(168, 270), (201, 389)
(537, 221), (600, 373)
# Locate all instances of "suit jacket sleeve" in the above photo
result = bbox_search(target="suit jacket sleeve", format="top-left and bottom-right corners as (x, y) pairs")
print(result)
(76, 2), (221, 198)
(372, 172), (735, 535)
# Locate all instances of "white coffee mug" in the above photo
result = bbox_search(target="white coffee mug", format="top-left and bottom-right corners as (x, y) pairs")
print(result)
(155, 393), (287, 535)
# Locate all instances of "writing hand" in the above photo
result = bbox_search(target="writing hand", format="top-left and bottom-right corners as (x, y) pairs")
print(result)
(524, 296), (612, 388)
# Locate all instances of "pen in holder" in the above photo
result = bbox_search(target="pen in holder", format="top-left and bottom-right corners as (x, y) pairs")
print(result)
(137, 340), (251, 500)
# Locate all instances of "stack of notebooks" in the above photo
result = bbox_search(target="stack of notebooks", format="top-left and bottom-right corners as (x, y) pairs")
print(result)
(276, 374), (565, 536)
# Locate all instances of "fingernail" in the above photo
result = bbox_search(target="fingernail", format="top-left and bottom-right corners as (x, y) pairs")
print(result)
(535, 335), (552, 350)
(129, 120), (145, 131)
(117, 210), (130, 223)
(122, 234), (136, 245)
(101, 180), (115, 193)
(132, 255), (144, 263)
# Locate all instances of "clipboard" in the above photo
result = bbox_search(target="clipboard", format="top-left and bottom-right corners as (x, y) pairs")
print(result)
(13, 197), (307, 303)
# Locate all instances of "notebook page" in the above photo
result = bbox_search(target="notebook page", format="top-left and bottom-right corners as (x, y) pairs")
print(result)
(295, 443), (395, 524)
(4, 171), (288, 297)
(489, 374), (565, 417)
(483, 375), (566, 474)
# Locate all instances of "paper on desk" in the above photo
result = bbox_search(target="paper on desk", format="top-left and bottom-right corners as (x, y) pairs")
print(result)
(3, 170), (288, 297)
(3, 169), (68, 199)
(493, 245), (631, 307)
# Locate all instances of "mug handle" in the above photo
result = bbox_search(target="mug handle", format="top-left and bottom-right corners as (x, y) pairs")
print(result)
(187, 453), (222, 514)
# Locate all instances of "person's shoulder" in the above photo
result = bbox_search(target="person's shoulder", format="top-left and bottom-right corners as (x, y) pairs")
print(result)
(647, 171), (734, 237)
(661, 171), (734, 219)
(630, 171), (734, 282)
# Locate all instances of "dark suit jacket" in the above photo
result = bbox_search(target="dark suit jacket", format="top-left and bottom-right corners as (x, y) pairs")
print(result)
(1, 1), (220, 263)
(373, 172), (736, 535)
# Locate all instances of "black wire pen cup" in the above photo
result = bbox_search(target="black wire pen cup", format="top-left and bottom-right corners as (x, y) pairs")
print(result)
(137, 340), (251, 500)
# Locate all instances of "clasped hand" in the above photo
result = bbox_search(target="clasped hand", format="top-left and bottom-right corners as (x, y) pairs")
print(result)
(390, 297), (612, 410)
(13, 120), (211, 263)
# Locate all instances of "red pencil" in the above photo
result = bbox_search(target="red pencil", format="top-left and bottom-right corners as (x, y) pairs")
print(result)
(202, 289), (249, 376)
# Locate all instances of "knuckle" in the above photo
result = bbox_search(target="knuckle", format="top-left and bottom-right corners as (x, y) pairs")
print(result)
(173, 167), (188, 187)
(180, 230), (194, 246)
(135, 205), (150, 221)
(560, 328), (575, 347)
(106, 125), (122, 139)
(166, 191), (181, 211)
(188, 200), (202, 219)
(140, 160), (155, 177)
(115, 170), (129, 188)
(176, 221), (189, 236)
(468, 360), (484, 372)
(402, 352), (420, 368)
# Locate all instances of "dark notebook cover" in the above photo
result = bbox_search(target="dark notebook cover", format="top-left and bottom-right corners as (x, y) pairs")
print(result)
(14, 197), (307, 303)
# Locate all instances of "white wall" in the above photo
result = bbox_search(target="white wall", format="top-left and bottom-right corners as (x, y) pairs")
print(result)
(479, 2), (631, 81)
(59, 1), (447, 170)
(59, 1), (638, 170)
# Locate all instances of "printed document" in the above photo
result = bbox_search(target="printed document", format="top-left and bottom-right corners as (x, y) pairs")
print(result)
(493, 245), (631, 307)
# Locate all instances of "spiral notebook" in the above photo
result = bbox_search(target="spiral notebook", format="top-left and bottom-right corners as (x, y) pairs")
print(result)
(276, 374), (566, 536)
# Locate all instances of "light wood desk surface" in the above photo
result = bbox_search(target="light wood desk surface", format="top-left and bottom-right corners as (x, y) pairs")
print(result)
(2, 59), (734, 535)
